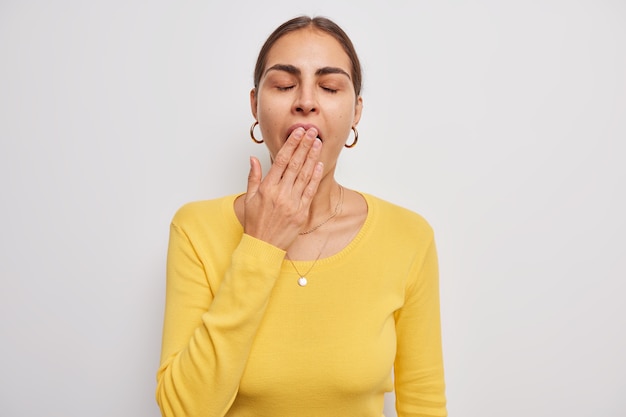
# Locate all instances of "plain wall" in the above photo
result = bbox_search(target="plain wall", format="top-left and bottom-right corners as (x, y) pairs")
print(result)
(1, 1), (625, 416)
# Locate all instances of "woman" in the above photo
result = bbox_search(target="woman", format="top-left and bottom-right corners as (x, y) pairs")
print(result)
(156, 16), (447, 417)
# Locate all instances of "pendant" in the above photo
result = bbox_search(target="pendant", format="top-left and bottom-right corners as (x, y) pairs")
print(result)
(298, 277), (308, 287)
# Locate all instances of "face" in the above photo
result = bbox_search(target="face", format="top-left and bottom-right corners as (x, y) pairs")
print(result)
(250, 28), (363, 173)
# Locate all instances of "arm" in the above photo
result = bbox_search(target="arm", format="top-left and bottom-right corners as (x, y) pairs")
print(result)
(156, 126), (324, 416)
(156, 224), (285, 417)
(394, 238), (447, 417)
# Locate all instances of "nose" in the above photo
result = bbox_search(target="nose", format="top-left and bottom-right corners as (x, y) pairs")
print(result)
(293, 84), (318, 115)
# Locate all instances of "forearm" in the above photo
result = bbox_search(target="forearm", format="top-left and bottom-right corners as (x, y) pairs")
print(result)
(395, 239), (447, 417)
(156, 232), (285, 417)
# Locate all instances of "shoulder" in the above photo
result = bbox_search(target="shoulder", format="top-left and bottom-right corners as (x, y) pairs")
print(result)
(362, 193), (435, 242)
(171, 194), (240, 231)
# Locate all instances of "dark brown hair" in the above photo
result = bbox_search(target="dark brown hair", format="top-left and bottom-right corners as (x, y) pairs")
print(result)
(253, 16), (363, 96)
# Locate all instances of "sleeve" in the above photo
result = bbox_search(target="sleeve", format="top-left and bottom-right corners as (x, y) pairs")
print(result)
(394, 237), (447, 417)
(155, 221), (286, 417)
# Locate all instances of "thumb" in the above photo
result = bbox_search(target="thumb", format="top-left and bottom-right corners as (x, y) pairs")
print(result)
(246, 156), (262, 199)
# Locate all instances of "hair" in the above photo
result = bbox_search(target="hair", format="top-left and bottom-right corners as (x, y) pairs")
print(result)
(253, 16), (362, 97)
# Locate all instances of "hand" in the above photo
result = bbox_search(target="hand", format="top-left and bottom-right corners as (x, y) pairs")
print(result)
(244, 127), (324, 250)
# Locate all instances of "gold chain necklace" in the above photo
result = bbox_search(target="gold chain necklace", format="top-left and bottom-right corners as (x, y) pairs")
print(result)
(298, 185), (344, 235)
(287, 185), (345, 286)
(286, 240), (330, 287)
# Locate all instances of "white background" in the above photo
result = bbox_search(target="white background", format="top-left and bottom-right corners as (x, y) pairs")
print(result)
(1, 1), (625, 416)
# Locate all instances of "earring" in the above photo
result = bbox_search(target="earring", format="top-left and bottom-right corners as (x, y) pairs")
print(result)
(345, 126), (358, 148)
(250, 121), (263, 144)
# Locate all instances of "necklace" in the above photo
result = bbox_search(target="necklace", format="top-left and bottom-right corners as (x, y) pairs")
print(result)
(286, 246), (328, 287)
(298, 185), (344, 235)
(287, 186), (344, 286)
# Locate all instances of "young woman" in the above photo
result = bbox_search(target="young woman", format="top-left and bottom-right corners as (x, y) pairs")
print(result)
(156, 16), (447, 417)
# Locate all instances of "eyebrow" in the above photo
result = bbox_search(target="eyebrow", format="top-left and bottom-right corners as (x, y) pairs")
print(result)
(265, 64), (351, 79)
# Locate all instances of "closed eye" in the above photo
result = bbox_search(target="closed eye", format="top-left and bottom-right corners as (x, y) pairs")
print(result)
(321, 86), (338, 93)
(277, 85), (295, 91)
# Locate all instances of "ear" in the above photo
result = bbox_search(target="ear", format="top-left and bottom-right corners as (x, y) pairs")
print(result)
(250, 88), (258, 119)
(352, 96), (363, 126)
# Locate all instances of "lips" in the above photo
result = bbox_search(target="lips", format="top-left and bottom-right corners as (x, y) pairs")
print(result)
(286, 124), (323, 142)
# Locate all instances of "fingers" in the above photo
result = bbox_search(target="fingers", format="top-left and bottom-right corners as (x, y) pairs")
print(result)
(246, 156), (262, 200)
(242, 128), (324, 250)
(265, 127), (321, 187)
(292, 137), (322, 195)
(300, 160), (324, 206)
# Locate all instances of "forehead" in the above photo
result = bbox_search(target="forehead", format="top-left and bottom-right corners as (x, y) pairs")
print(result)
(264, 28), (352, 75)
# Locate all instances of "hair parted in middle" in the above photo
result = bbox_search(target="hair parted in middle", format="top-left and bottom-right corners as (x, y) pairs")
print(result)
(253, 16), (363, 98)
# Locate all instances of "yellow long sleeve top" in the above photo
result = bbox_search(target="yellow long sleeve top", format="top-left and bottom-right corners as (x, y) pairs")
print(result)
(156, 193), (447, 417)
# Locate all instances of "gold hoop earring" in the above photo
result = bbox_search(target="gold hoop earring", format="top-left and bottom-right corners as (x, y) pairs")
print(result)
(345, 126), (358, 148)
(250, 121), (263, 144)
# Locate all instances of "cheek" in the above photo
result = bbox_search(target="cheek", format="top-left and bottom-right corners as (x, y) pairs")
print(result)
(257, 100), (288, 133)
(330, 99), (356, 122)
(256, 99), (270, 121)
(256, 107), (283, 157)
(256, 105), (277, 133)
(332, 107), (357, 136)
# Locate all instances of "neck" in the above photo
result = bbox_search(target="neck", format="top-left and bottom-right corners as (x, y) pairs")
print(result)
(302, 176), (341, 231)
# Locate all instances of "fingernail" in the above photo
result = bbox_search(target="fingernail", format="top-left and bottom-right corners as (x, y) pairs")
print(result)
(292, 128), (305, 139)
(305, 128), (318, 139)
(312, 138), (322, 149)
